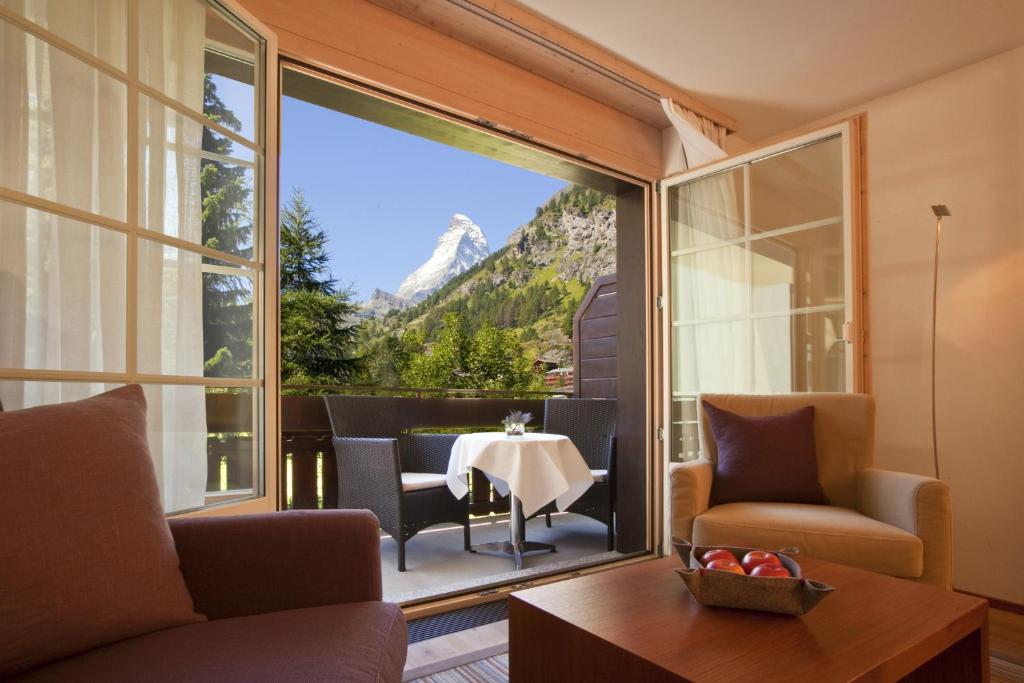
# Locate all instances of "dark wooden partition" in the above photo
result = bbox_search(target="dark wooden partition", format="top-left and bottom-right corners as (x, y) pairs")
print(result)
(573, 274), (618, 398)
(614, 185), (649, 554)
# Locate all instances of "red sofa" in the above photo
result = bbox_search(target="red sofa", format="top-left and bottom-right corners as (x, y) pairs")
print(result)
(10, 510), (407, 682)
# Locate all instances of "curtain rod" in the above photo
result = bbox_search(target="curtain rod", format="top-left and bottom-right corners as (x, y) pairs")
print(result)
(446, 0), (663, 103)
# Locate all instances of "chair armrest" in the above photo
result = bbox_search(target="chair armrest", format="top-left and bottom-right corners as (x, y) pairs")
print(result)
(169, 510), (383, 620)
(669, 459), (713, 541)
(857, 468), (952, 589)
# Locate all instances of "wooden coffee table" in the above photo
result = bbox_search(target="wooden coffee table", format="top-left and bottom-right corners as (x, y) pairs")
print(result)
(509, 556), (988, 682)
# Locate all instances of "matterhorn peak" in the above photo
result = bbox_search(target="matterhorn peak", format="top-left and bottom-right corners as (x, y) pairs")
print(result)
(395, 213), (490, 302)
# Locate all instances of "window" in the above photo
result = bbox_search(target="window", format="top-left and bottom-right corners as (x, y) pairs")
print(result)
(664, 129), (856, 462)
(0, 0), (274, 513)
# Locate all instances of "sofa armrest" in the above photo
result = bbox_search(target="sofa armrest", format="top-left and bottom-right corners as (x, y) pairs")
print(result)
(169, 509), (383, 620)
(669, 459), (713, 542)
(857, 468), (952, 589)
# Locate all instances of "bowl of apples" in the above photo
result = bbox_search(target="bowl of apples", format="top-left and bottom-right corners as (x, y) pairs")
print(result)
(671, 538), (834, 615)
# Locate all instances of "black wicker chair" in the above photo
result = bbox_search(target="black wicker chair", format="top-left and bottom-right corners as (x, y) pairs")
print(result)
(528, 398), (617, 551)
(323, 395), (470, 572)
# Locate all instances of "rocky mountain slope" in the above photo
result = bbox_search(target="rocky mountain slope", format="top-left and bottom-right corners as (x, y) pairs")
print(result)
(361, 185), (616, 372)
(394, 213), (490, 302)
(361, 288), (412, 317)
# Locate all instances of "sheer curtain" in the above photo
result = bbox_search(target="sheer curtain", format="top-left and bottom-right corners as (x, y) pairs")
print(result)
(663, 99), (748, 394)
(0, 2), (128, 401)
(0, 0), (209, 512)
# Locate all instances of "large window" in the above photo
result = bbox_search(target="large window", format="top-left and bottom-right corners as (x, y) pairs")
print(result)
(0, 0), (274, 513)
(664, 128), (856, 462)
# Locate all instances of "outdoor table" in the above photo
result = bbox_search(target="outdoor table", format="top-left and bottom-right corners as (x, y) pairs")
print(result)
(446, 432), (594, 570)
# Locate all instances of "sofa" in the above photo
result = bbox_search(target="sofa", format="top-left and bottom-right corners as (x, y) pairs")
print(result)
(9, 510), (408, 682)
(671, 393), (953, 589)
(1, 385), (406, 681)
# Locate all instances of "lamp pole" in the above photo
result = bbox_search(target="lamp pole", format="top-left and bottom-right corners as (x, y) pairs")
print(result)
(930, 205), (950, 480)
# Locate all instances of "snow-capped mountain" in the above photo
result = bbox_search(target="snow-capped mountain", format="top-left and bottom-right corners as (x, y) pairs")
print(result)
(395, 214), (489, 302)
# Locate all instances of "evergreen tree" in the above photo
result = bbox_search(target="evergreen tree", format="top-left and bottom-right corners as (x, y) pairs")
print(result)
(278, 187), (362, 387)
(202, 75), (253, 377)
(280, 187), (336, 294)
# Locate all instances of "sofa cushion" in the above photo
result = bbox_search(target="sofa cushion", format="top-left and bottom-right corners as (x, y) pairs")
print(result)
(702, 401), (829, 506)
(0, 385), (202, 677)
(699, 393), (875, 509)
(10, 601), (407, 683)
(693, 502), (924, 578)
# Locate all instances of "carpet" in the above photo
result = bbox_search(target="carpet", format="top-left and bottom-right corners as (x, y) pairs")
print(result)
(410, 652), (1022, 682)
(407, 653), (508, 683)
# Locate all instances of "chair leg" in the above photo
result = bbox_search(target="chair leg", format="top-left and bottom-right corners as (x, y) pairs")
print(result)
(545, 512), (552, 528)
(463, 518), (471, 551)
(398, 538), (406, 572)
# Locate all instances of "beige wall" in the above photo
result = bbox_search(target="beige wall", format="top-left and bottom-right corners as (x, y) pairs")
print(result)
(778, 46), (1024, 602)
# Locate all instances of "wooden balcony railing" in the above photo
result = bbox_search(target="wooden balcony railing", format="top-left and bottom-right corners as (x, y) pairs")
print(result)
(279, 385), (571, 514)
(204, 385), (571, 511)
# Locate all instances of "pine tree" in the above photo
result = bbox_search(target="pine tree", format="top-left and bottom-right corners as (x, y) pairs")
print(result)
(202, 75), (253, 377)
(280, 187), (336, 294)
(278, 187), (362, 386)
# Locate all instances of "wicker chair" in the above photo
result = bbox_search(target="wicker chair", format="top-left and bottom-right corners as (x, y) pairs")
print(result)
(323, 395), (470, 572)
(530, 398), (617, 551)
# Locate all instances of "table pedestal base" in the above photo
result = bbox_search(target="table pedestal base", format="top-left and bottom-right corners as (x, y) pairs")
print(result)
(470, 495), (556, 570)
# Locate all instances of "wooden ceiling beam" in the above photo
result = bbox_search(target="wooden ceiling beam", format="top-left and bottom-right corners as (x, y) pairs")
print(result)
(370, 0), (738, 132)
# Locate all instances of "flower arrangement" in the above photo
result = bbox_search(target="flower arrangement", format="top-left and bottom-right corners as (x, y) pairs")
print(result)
(502, 410), (533, 437)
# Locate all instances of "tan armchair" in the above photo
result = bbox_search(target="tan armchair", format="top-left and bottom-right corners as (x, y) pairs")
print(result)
(671, 393), (952, 589)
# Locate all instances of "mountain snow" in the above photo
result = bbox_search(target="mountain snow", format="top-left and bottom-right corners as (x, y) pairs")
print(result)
(395, 214), (489, 302)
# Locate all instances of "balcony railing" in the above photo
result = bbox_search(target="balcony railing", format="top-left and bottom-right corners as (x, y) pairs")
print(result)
(204, 384), (571, 509)
(279, 384), (572, 513)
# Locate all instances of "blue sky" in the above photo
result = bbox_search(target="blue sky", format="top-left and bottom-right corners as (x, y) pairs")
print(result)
(210, 74), (567, 301)
(277, 95), (568, 301)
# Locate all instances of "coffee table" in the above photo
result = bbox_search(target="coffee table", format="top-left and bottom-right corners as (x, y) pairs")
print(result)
(509, 556), (988, 681)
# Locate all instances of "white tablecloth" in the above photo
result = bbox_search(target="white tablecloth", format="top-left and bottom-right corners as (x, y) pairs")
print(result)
(446, 432), (594, 518)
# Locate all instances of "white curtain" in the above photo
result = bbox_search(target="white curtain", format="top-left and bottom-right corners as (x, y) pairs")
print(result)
(138, 0), (209, 513)
(0, 0), (209, 512)
(663, 99), (750, 394)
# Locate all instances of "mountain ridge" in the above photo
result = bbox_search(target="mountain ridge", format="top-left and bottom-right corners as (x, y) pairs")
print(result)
(395, 213), (489, 302)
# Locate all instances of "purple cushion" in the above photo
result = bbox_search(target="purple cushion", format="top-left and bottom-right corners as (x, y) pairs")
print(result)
(703, 400), (829, 506)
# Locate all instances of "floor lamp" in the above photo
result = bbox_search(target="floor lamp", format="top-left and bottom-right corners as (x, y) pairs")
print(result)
(930, 204), (950, 480)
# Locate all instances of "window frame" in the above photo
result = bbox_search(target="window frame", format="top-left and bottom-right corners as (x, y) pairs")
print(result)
(0, 0), (280, 516)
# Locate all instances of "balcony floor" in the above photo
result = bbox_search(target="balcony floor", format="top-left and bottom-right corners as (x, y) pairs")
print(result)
(382, 512), (623, 603)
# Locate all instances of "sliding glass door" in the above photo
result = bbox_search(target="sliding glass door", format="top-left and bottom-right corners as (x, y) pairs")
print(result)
(662, 124), (859, 464)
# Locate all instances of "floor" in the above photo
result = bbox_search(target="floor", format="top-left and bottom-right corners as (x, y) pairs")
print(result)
(405, 605), (1024, 682)
(382, 512), (621, 603)
(992, 608), (1024, 683)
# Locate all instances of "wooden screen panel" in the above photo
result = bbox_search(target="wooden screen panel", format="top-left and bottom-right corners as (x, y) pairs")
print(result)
(573, 274), (618, 399)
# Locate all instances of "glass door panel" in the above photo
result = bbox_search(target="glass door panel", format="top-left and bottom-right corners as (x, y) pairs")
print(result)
(664, 128), (854, 463)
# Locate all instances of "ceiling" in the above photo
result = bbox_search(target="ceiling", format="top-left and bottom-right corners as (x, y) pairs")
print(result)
(515, 0), (1024, 140)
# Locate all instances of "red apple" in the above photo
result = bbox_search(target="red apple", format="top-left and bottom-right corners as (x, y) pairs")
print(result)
(741, 550), (782, 574)
(705, 559), (745, 575)
(701, 548), (739, 566)
(750, 564), (791, 578)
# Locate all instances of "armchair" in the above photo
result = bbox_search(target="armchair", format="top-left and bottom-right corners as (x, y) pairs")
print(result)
(323, 395), (470, 572)
(531, 398), (617, 550)
(670, 393), (952, 589)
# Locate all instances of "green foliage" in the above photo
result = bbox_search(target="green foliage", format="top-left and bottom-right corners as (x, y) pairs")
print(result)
(280, 187), (336, 294)
(201, 75), (253, 377)
(279, 189), (362, 387)
(396, 313), (538, 391)
(280, 288), (362, 387)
